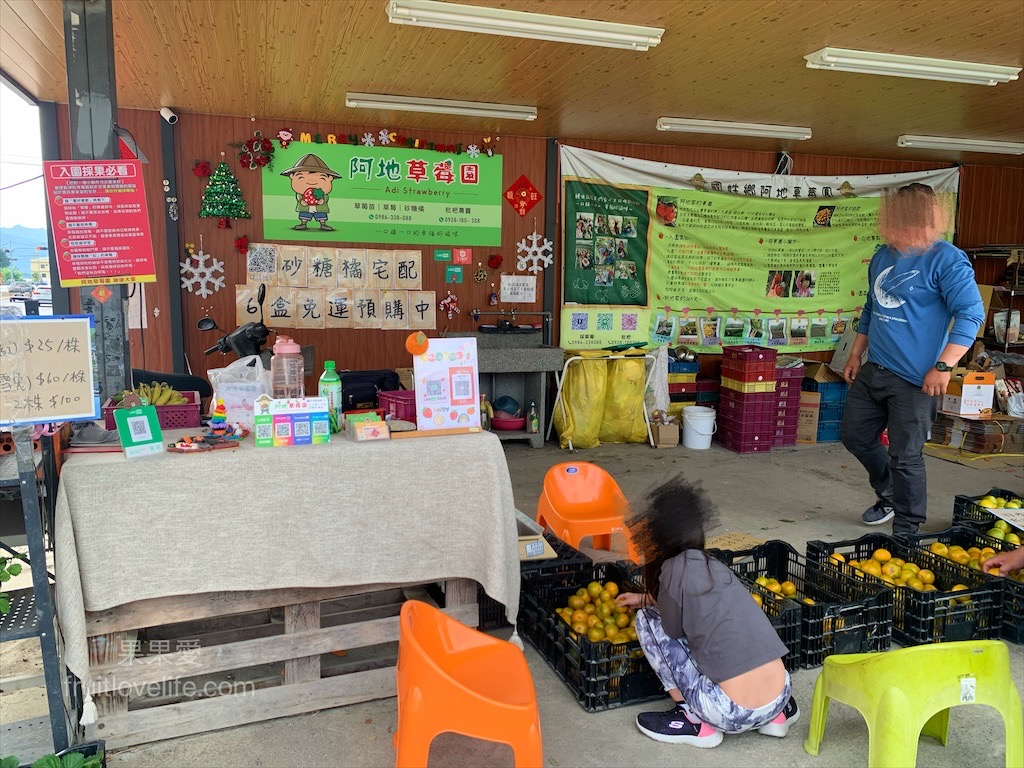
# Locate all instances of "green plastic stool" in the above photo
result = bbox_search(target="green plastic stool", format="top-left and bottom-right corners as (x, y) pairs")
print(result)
(804, 640), (1023, 768)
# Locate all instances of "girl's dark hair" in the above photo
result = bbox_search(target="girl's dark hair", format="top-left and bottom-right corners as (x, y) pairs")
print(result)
(626, 475), (719, 600)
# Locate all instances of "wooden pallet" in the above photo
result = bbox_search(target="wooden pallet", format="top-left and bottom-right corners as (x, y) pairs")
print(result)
(83, 579), (478, 749)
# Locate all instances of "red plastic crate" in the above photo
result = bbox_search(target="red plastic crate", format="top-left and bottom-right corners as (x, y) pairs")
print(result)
(773, 433), (798, 447)
(722, 360), (776, 382)
(773, 414), (799, 429)
(378, 390), (416, 420)
(718, 412), (773, 438)
(103, 391), (201, 431)
(718, 429), (773, 453)
(775, 365), (805, 381)
(696, 377), (720, 392)
(722, 345), (777, 364)
(668, 382), (697, 394)
(719, 390), (778, 419)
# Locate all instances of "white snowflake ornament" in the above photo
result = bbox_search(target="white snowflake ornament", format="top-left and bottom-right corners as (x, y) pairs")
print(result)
(361, 132), (376, 147)
(516, 231), (554, 274)
(180, 249), (225, 298)
(378, 129), (392, 145)
(467, 144), (480, 158)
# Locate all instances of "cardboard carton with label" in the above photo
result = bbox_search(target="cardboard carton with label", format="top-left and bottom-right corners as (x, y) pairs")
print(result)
(942, 369), (995, 419)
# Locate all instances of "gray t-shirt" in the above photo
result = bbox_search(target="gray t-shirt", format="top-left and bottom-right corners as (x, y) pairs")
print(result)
(656, 550), (789, 684)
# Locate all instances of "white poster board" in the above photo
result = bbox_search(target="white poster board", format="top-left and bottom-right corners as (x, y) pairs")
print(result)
(0, 315), (100, 426)
(413, 337), (481, 432)
(500, 274), (537, 304)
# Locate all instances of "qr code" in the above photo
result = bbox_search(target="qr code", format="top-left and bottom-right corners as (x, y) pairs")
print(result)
(453, 375), (471, 398)
(571, 312), (589, 331)
(424, 380), (444, 397)
(621, 313), (638, 331)
(256, 424), (272, 440)
(313, 420), (329, 435)
(274, 422), (292, 438)
(247, 244), (277, 276)
(294, 421), (311, 437)
(596, 313), (613, 331)
(127, 416), (151, 442)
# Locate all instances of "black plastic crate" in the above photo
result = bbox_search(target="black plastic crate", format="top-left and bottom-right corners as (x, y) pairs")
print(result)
(620, 556), (804, 672)
(806, 534), (1003, 646)
(707, 540), (891, 668)
(518, 561), (663, 712)
(903, 526), (1024, 644)
(952, 488), (1024, 531)
(477, 532), (593, 630)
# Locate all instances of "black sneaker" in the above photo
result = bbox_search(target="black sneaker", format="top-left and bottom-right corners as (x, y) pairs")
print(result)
(758, 696), (800, 738)
(862, 500), (895, 526)
(636, 703), (723, 747)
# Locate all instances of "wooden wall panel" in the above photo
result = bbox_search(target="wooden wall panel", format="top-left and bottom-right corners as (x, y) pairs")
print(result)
(956, 166), (1024, 249)
(53, 105), (174, 373)
(173, 114), (548, 375)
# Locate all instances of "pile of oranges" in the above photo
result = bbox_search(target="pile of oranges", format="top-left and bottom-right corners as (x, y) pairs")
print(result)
(750, 576), (814, 607)
(831, 548), (972, 602)
(555, 580), (638, 644)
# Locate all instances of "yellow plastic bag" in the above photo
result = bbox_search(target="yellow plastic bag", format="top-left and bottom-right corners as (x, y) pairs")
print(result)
(553, 357), (607, 449)
(599, 357), (649, 444)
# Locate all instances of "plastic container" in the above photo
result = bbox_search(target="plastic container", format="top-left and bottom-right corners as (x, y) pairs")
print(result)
(707, 540), (892, 668)
(668, 361), (700, 373)
(518, 561), (664, 712)
(721, 376), (776, 394)
(806, 534), (1003, 646)
(102, 391), (201, 431)
(318, 360), (342, 433)
(801, 377), (848, 402)
(682, 405), (716, 449)
(527, 401), (540, 434)
(722, 345), (777, 364)
(717, 426), (773, 454)
(722, 360), (776, 382)
(952, 488), (1023, 530)
(491, 416), (526, 431)
(271, 337), (304, 399)
(378, 390), (417, 421)
(816, 422), (842, 443)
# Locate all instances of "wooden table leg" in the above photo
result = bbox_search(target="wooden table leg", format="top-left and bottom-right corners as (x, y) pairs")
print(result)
(283, 602), (321, 684)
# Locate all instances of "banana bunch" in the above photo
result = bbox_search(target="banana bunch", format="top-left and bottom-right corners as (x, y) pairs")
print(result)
(113, 383), (189, 407)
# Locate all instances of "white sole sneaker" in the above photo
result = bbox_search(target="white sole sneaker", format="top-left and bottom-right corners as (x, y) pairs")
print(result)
(635, 719), (724, 748)
(758, 706), (800, 738)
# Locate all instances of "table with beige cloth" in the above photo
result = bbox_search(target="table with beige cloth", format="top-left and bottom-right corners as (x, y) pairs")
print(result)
(55, 429), (521, 684)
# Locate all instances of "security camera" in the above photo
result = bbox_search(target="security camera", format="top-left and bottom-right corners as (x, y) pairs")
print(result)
(160, 107), (178, 125)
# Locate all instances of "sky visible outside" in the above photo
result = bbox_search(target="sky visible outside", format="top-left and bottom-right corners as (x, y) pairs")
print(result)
(0, 79), (46, 230)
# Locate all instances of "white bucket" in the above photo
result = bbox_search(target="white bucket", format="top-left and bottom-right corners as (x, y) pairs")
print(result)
(682, 406), (717, 450)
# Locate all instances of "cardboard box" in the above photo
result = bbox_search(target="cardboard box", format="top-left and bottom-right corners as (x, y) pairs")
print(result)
(654, 423), (680, 449)
(804, 361), (845, 384)
(829, 322), (865, 376)
(348, 420), (390, 441)
(797, 392), (821, 444)
(977, 284), (995, 339)
(942, 369), (995, 418)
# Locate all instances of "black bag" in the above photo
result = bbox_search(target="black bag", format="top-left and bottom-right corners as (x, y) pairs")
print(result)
(339, 369), (402, 411)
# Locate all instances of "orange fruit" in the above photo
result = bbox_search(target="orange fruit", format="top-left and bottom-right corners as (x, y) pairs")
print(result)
(882, 563), (902, 578)
(583, 603), (597, 615)
(571, 609), (588, 625)
(872, 548), (892, 563)
(615, 613), (630, 629)
(586, 626), (606, 642)
(917, 569), (935, 585)
(596, 602), (613, 619)
(587, 582), (603, 599)
(604, 625), (621, 641)
(950, 584), (971, 603)
(604, 582), (620, 598)
(766, 582), (783, 594)
(751, 593), (764, 608)
(405, 331), (429, 356)
(568, 595), (585, 611)
(626, 627), (638, 641)
(573, 621), (588, 635)
(781, 581), (797, 596)
(929, 542), (949, 557)
(599, 590), (612, 603)
(829, 553), (846, 565)
(587, 614), (602, 628)
(950, 550), (971, 566)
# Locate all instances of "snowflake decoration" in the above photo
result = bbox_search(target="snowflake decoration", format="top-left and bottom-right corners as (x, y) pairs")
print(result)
(467, 144), (480, 158)
(378, 129), (392, 145)
(180, 249), (225, 298)
(361, 132), (376, 147)
(515, 231), (554, 274)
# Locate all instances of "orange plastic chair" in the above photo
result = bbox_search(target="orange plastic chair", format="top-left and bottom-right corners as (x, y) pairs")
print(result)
(536, 462), (638, 561)
(394, 600), (544, 768)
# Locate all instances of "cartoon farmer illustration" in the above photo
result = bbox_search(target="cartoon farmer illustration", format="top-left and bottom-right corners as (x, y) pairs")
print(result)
(280, 153), (342, 231)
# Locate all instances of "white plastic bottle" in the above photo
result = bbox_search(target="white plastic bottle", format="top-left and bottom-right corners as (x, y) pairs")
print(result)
(271, 336), (305, 399)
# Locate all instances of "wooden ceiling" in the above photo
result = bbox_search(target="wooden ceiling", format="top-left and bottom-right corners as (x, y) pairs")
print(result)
(2, 0), (1022, 166)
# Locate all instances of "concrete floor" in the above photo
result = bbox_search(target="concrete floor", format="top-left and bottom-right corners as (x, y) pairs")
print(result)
(11, 439), (1024, 767)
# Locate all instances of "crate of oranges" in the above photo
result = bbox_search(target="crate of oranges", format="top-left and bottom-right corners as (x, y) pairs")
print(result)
(904, 526), (1023, 644)
(707, 539), (891, 668)
(806, 534), (1003, 646)
(952, 488), (1023, 534)
(518, 561), (663, 712)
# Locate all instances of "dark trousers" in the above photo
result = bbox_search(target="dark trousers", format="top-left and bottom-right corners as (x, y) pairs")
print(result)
(840, 362), (939, 533)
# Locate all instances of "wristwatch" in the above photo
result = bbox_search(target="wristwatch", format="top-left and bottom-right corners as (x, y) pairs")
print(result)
(934, 361), (953, 372)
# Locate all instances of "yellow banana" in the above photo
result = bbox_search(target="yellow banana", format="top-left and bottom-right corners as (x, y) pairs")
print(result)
(156, 384), (174, 405)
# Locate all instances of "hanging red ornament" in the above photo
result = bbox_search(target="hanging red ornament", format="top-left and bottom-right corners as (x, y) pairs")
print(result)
(260, 138), (272, 152)
(192, 160), (211, 178)
(239, 152), (253, 167)
(234, 235), (249, 255)
(234, 130), (274, 171)
(487, 254), (502, 269)
(218, 217), (231, 229)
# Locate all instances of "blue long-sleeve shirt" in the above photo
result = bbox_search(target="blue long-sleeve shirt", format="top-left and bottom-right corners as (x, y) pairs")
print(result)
(858, 240), (984, 387)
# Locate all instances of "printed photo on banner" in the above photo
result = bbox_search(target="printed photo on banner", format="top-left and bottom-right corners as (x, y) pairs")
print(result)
(723, 316), (746, 339)
(595, 213), (609, 235)
(615, 239), (629, 260)
(654, 314), (674, 338)
(701, 316), (721, 344)
(575, 212), (594, 239)
(790, 317), (809, 340)
(622, 217), (638, 237)
(766, 270), (794, 299)
(608, 215), (624, 236)
(814, 205), (837, 227)
(678, 316), (699, 344)
(655, 196), (678, 227)
(748, 316), (766, 340)
(614, 260), (637, 280)
(595, 238), (615, 265)
(769, 319), (788, 342)
(831, 318), (848, 336)
(575, 243), (594, 269)
(810, 317), (829, 339)
(594, 265), (614, 287)
(794, 270), (815, 298)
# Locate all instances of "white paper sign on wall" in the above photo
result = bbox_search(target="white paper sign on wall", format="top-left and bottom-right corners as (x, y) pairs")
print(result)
(501, 274), (537, 304)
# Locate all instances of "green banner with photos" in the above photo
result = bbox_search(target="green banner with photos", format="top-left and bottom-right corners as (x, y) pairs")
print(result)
(263, 142), (502, 245)
(560, 147), (959, 351)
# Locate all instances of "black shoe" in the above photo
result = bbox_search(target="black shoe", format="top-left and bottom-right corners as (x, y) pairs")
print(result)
(862, 500), (895, 526)
(759, 696), (800, 737)
(635, 703), (723, 747)
(318, 223), (334, 231)
(292, 222), (308, 230)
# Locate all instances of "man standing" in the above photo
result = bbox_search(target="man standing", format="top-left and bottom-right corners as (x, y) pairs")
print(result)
(841, 183), (984, 536)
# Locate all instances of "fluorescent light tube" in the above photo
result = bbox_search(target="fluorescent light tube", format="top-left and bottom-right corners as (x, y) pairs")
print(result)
(388, 0), (664, 51)
(345, 92), (537, 121)
(897, 135), (1024, 155)
(805, 48), (1021, 86)
(656, 117), (812, 141)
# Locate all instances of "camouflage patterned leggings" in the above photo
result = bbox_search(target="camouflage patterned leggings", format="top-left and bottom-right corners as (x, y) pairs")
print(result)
(635, 607), (791, 733)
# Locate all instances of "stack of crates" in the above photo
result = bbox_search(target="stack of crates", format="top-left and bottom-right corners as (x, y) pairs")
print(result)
(717, 345), (777, 453)
(802, 373), (848, 443)
(773, 356), (804, 447)
(666, 361), (719, 421)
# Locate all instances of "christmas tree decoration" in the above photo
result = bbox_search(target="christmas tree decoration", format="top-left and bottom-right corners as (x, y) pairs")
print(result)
(516, 231), (554, 274)
(199, 159), (251, 229)
(236, 131), (274, 171)
(192, 160), (211, 178)
(180, 242), (225, 298)
(473, 263), (487, 283)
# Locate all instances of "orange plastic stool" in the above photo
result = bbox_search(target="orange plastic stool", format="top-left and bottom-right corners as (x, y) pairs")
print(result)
(394, 600), (544, 768)
(535, 462), (637, 561)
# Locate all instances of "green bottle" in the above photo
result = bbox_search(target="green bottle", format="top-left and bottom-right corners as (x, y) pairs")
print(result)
(319, 360), (343, 433)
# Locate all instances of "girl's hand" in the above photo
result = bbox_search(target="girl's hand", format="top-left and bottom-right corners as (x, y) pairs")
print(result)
(616, 592), (644, 610)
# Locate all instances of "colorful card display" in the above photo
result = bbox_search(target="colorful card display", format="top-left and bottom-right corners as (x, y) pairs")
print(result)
(253, 395), (331, 447)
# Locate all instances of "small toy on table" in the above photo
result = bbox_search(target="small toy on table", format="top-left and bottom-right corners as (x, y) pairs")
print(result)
(167, 435), (240, 453)
(207, 398), (250, 440)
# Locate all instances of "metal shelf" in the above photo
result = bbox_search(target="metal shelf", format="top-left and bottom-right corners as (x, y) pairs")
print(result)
(0, 587), (40, 641)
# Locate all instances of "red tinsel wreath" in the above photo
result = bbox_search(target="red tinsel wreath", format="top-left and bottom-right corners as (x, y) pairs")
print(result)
(237, 131), (274, 171)
(487, 254), (502, 269)
(192, 160), (211, 178)
(234, 235), (249, 255)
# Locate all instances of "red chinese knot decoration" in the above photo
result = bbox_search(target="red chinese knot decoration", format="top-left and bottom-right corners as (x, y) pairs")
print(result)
(504, 175), (542, 217)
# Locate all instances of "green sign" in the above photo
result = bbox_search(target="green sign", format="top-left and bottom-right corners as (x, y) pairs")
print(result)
(263, 143), (502, 245)
(113, 405), (164, 459)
